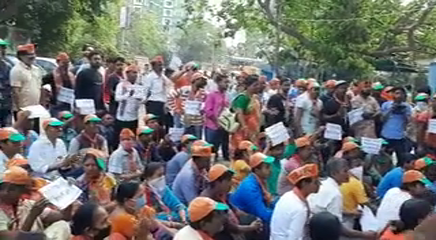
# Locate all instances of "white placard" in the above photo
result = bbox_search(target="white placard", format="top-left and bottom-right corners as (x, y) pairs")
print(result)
(169, 128), (185, 142)
(265, 122), (290, 146)
(428, 119), (436, 134)
(57, 87), (75, 104)
(21, 105), (50, 119)
(131, 85), (145, 99)
(360, 206), (378, 232)
(348, 107), (364, 126)
(75, 99), (95, 115)
(39, 177), (82, 210)
(323, 123), (342, 140)
(184, 100), (202, 115)
(361, 137), (383, 154)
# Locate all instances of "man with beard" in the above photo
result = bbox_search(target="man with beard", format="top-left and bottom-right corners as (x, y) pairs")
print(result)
(106, 57), (126, 115)
(265, 77), (292, 127)
(350, 80), (380, 138)
(75, 51), (105, 111)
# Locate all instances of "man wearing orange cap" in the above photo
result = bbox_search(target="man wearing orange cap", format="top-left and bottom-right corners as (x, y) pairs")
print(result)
(108, 128), (144, 181)
(0, 127), (25, 174)
(377, 170), (428, 230)
(50, 52), (75, 116)
(166, 134), (198, 187)
(294, 81), (322, 136)
(231, 152), (276, 227)
(105, 57), (126, 115)
(10, 44), (42, 113)
(350, 80), (380, 138)
(320, 79), (336, 104)
(173, 141), (213, 205)
(28, 118), (74, 180)
(75, 50), (105, 111)
(174, 197), (228, 240)
(0, 39), (12, 128)
(68, 114), (108, 156)
(142, 55), (172, 127)
(271, 164), (320, 240)
(321, 80), (351, 135)
(277, 136), (313, 195)
(114, 64), (144, 145)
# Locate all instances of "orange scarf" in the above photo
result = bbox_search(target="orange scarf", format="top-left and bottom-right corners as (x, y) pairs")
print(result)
(253, 174), (273, 205)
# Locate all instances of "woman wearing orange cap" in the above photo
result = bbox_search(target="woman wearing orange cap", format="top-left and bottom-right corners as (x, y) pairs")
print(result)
(232, 74), (262, 148)
(108, 128), (144, 181)
(230, 140), (258, 190)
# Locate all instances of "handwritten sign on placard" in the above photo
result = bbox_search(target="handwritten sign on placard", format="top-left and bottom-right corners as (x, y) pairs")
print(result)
(348, 107), (364, 126)
(75, 99), (95, 115)
(323, 123), (342, 140)
(361, 137), (382, 154)
(428, 119), (436, 134)
(57, 87), (75, 104)
(39, 178), (82, 210)
(265, 122), (290, 146)
(169, 128), (185, 142)
(184, 100), (202, 115)
(21, 105), (50, 119)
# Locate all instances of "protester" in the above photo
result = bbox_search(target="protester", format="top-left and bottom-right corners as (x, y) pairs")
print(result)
(58, 111), (77, 149)
(414, 156), (436, 192)
(134, 126), (162, 163)
(108, 128), (144, 181)
(381, 86), (412, 166)
(416, 93), (436, 153)
(98, 113), (116, 152)
(71, 202), (112, 240)
(143, 113), (164, 143)
(231, 140), (257, 190)
(320, 80), (336, 104)
(10, 44), (42, 114)
(270, 164), (320, 240)
(0, 39), (12, 127)
(140, 162), (187, 222)
(232, 74), (261, 146)
(308, 212), (342, 240)
(264, 142), (286, 196)
(76, 148), (116, 208)
(204, 73), (230, 160)
(376, 170), (427, 230)
(321, 80), (350, 135)
(106, 57), (126, 115)
(294, 81), (322, 137)
(48, 52), (75, 116)
(265, 77), (292, 127)
(380, 198), (432, 239)
(75, 50), (105, 111)
(350, 80), (380, 138)
(69, 114), (108, 155)
(12, 111), (38, 157)
(0, 128), (25, 173)
(166, 134), (198, 187)
(174, 197), (228, 240)
(172, 141), (212, 205)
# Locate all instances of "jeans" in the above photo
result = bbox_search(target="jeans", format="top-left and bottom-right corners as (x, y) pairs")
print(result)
(205, 127), (230, 160)
(185, 125), (203, 139)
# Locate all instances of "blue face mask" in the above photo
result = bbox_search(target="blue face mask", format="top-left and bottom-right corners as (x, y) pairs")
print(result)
(135, 196), (146, 209)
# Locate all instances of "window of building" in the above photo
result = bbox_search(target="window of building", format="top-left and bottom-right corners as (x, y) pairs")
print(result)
(133, 6), (142, 13)
(163, 9), (172, 17)
(134, 0), (143, 5)
(164, 1), (173, 7)
(163, 18), (172, 26)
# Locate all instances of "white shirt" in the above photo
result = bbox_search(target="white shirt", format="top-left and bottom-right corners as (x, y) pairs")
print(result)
(294, 92), (322, 135)
(142, 71), (170, 102)
(174, 225), (205, 240)
(376, 187), (411, 230)
(115, 81), (145, 121)
(0, 151), (22, 174)
(270, 190), (308, 240)
(308, 177), (343, 221)
(108, 147), (144, 180)
(28, 136), (67, 180)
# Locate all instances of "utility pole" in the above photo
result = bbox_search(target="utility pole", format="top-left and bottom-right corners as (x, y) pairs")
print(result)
(274, 0), (281, 76)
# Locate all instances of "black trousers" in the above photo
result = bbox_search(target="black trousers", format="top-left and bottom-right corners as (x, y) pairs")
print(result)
(145, 100), (172, 131)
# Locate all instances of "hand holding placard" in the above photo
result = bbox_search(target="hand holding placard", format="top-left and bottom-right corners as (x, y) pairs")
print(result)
(361, 137), (383, 154)
(57, 87), (75, 104)
(184, 100), (202, 115)
(75, 99), (95, 115)
(265, 122), (290, 146)
(38, 177), (82, 210)
(324, 123), (342, 140)
(348, 108), (364, 126)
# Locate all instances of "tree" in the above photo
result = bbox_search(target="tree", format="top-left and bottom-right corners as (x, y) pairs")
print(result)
(191, 0), (436, 79)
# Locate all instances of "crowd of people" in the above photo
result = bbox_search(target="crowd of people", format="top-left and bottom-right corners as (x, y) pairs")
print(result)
(2, 39), (436, 240)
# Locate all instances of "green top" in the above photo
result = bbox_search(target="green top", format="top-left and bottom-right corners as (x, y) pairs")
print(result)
(232, 93), (251, 112)
(267, 159), (281, 196)
(282, 143), (297, 159)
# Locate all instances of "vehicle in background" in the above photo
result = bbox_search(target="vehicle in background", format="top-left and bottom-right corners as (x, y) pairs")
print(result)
(4, 55), (58, 75)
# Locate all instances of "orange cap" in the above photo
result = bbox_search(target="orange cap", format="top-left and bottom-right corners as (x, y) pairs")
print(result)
(414, 157), (435, 170)
(56, 52), (69, 61)
(1, 166), (31, 185)
(181, 134), (197, 144)
(191, 72), (206, 82)
(109, 213), (137, 238)
(42, 118), (64, 129)
(295, 79), (308, 88)
(6, 155), (28, 168)
(324, 80), (336, 89)
(188, 197), (229, 222)
(287, 164), (319, 185)
(295, 136), (311, 148)
(17, 44), (35, 54)
(191, 144), (213, 157)
(191, 140), (208, 147)
(151, 56), (164, 63)
(403, 170), (426, 184)
(120, 128), (135, 139)
(126, 64), (139, 72)
(341, 142), (360, 152)
(208, 164), (234, 182)
(238, 140), (257, 151)
(249, 152), (275, 169)
(83, 114), (101, 123)
(0, 128), (25, 142)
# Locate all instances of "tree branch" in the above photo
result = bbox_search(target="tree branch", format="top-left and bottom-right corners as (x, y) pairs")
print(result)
(0, 0), (27, 23)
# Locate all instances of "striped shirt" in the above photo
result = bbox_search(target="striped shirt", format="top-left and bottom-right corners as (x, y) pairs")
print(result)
(168, 86), (206, 126)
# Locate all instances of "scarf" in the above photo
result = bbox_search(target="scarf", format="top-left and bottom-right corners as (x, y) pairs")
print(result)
(253, 174), (273, 205)
(80, 131), (99, 149)
(144, 184), (171, 219)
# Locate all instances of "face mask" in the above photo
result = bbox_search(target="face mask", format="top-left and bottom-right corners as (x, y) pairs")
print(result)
(121, 140), (134, 151)
(93, 225), (111, 240)
(135, 196), (146, 209)
(349, 166), (363, 181)
(149, 176), (167, 194)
